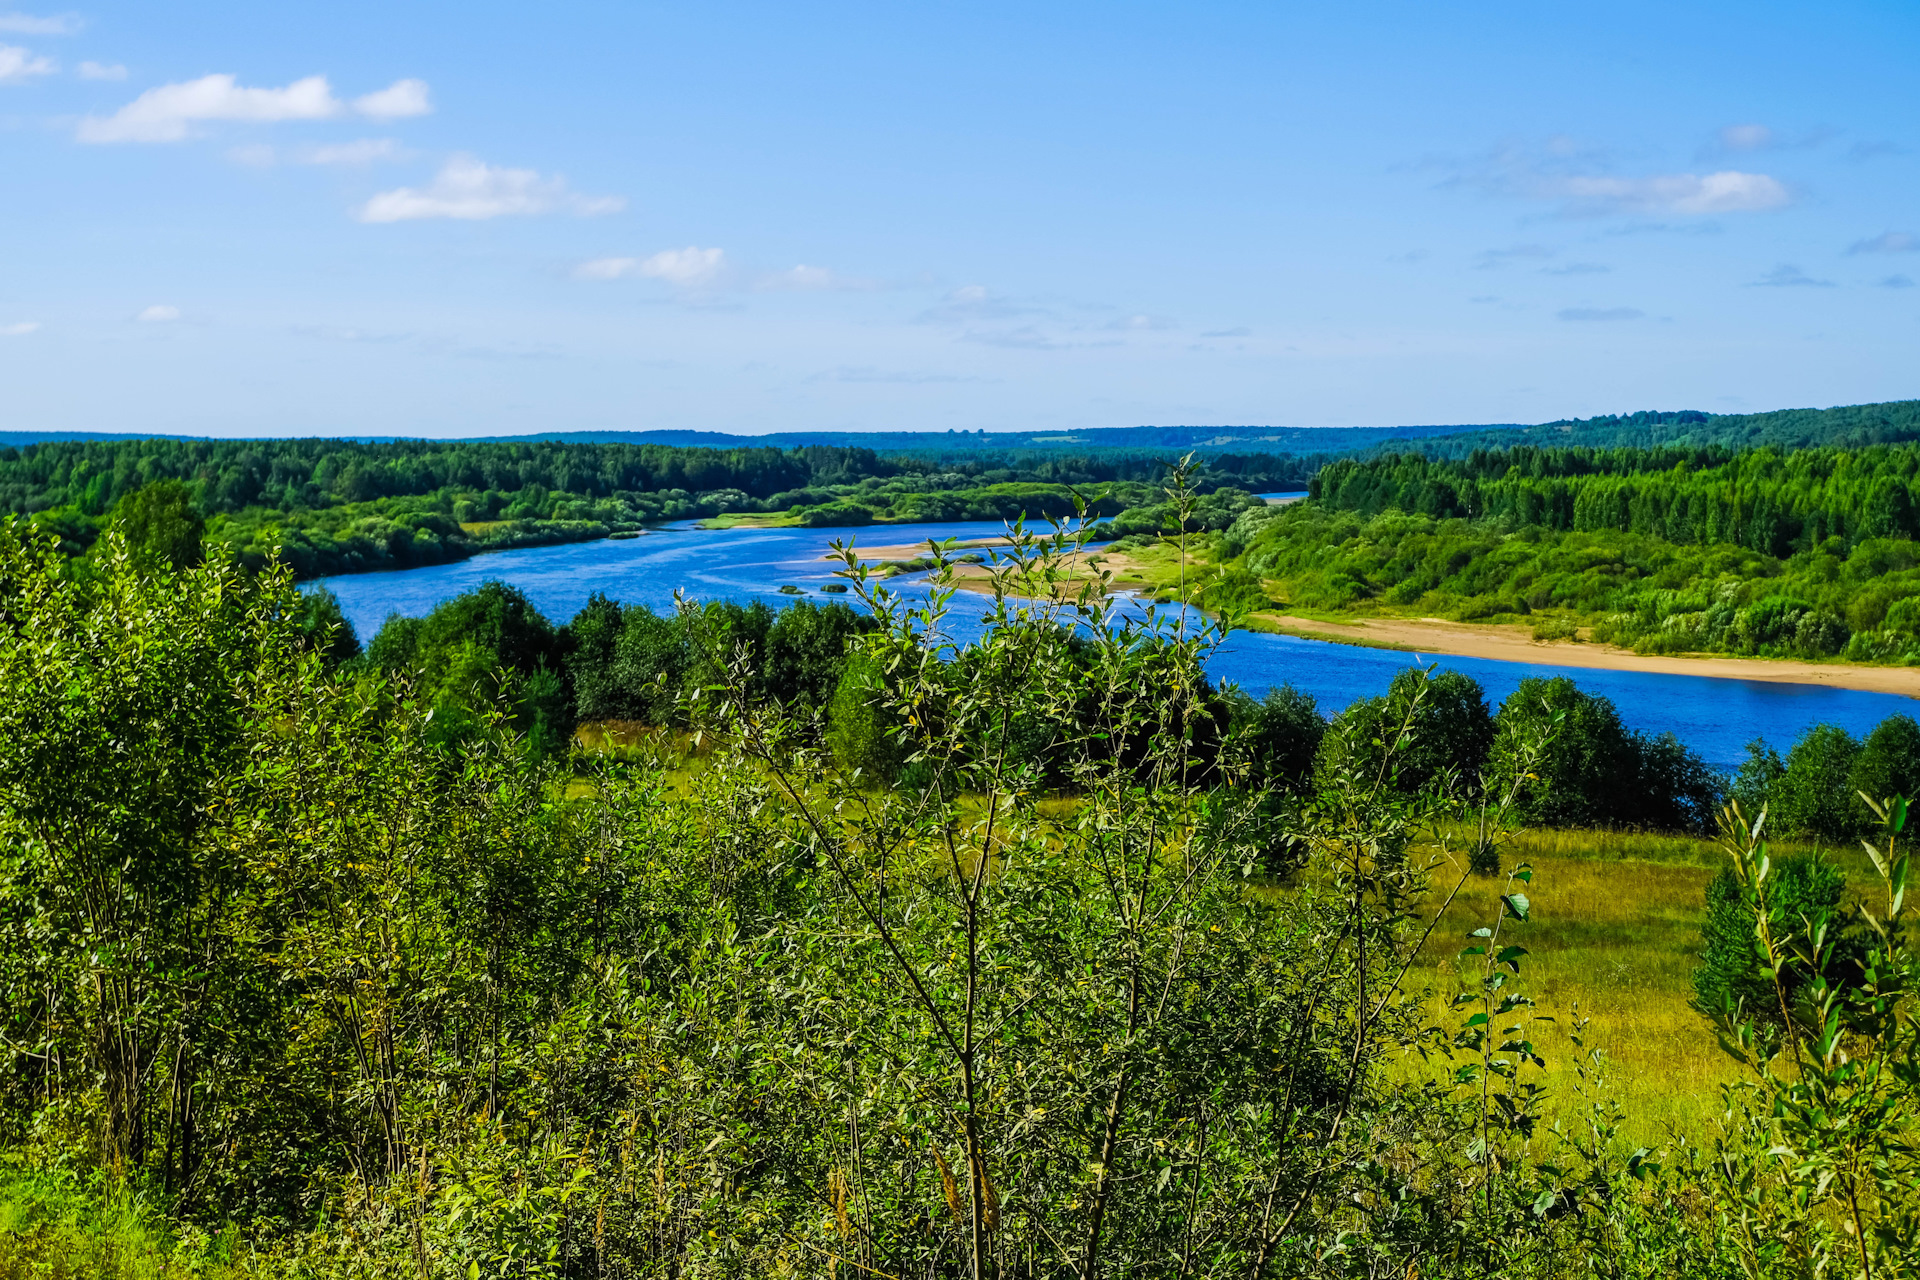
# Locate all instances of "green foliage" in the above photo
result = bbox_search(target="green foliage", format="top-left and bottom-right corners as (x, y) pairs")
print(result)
(1318, 666), (1494, 798)
(1693, 852), (1847, 1028)
(823, 651), (905, 782)
(1770, 723), (1863, 842)
(1229, 446), (1920, 660)
(1231, 683), (1326, 795)
(364, 580), (572, 756)
(7, 496), (1920, 1276)
(112, 479), (204, 570)
(1492, 676), (1721, 832)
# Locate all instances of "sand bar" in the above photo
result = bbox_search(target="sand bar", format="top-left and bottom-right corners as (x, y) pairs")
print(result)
(1253, 614), (1920, 698)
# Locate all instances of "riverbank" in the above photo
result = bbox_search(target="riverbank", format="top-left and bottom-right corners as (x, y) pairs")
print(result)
(867, 541), (1920, 698)
(1249, 612), (1920, 698)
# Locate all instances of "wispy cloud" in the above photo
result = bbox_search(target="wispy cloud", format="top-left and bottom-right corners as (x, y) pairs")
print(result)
(1716, 123), (1775, 152)
(0, 11), (79, 35)
(755, 264), (878, 291)
(1878, 275), (1915, 290)
(78, 74), (430, 143)
(808, 366), (989, 384)
(231, 137), (404, 167)
(1475, 244), (1554, 269)
(0, 320), (40, 336)
(1748, 263), (1834, 288)
(135, 304), (180, 323)
(0, 42), (54, 81)
(357, 154), (623, 222)
(1697, 122), (1834, 160)
(76, 59), (124, 80)
(1542, 262), (1609, 275)
(1448, 138), (1792, 217)
(1101, 313), (1175, 331)
(1848, 140), (1906, 162)
(1201, 327), (1250, 338)
(913, 285), (1041, 326)
(1557, 307), (1644, 321)
(1559, 171), (1789, 216)
(573, 247), (724, 284)
(352, 79), (429, 119)
(1848, 231), (1917, 255)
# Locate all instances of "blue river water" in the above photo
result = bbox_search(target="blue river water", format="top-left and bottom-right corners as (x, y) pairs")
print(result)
(315, 519), (1917, 773)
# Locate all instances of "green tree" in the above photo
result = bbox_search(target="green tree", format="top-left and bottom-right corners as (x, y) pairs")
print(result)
(112, 479), (204, 570)
(1233, 683), (1326, 794)
(1771, 723), (1863, 842)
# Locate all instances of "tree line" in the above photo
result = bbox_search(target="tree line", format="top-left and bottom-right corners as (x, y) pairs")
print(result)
(1313, 440), (1920, 557)
(2, 435), (1309, 580)
(1226, 476), (1920, 663)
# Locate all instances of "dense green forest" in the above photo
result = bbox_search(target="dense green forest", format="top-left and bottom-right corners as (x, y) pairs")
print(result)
(1206, 438), (1920, 662)
(1359, 398), (1920, 458)
(2, 514), (1917, 1277)
(0, 435), (1309, 580)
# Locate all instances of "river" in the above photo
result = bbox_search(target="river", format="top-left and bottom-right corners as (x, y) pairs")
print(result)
(315, 518), (1917, 772)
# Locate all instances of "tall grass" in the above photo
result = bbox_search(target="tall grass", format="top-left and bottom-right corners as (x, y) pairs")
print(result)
(0, 1164), (247, 1280)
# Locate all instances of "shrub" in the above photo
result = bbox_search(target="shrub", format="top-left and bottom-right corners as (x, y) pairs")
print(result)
(1693, 852), (1846, 1027)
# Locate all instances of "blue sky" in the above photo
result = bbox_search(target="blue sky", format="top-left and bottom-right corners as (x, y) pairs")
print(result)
(1, 0), (1916, 438)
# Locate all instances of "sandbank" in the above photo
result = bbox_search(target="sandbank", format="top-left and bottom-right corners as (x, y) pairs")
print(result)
(845, 546), (1920, 699)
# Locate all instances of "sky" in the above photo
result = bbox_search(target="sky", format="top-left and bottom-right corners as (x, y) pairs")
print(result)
(1, 0), (1916, 439)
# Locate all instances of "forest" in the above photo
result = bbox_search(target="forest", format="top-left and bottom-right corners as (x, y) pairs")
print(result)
(0, 435), (1311, 580)
(2, 487), (1919, 1277)
(1200, 439), (1920, 663)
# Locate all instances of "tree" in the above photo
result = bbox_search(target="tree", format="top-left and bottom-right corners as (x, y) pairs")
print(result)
(0, 526), (297, 1179)
(1693, 852), (1847, 1028)
(1771, 723), (1863, 842)
(1493, 676), (1637, 828)
(1850, 714), (1920, 813)
(1322, 667), (1493, 798)
(113, 479), (204, 570)
(1234, 683), (1326, 794)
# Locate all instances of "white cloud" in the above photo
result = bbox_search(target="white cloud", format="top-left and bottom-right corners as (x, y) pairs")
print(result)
(135, 304), (180, 322)
(230, 137), (401, 167)
(77, 59), (125, 80)
(574, 247), (726, 284)
(1717, 123), (1774, 151)
(1848, 231), (1918, 255)
(1559, 170), (1790, 215)
(351, 78), (429, 119)
(755, 263), (877, 291)
(0, 11), (79, 35)
(1449, 140), (1792, 217)
(572, 256), (640, 280)
(0, 42), (54, 81)
(358, 154), (624, 222)
(78, 74), (430, 143)
(0, 320), (40, 336)
(1101, 312), (1175, 331)
(1749, 263), (1834, 288)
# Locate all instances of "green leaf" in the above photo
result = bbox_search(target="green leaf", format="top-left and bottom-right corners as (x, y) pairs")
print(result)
(1501, 893), (1531, 921)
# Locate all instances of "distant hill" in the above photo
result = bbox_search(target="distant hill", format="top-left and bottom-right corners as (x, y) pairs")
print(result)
(4, 399), (1914, 456)
(460, 423), (1488, 453)
(1385, 400), (1920, 458)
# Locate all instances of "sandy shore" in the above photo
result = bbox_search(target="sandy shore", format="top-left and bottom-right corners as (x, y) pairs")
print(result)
(835, 536), (1016, 561)
(841, 544), (1920, 698)
(1256, 614), (1920, 697)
